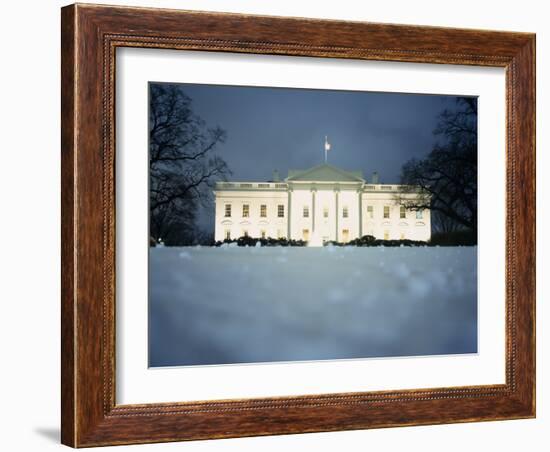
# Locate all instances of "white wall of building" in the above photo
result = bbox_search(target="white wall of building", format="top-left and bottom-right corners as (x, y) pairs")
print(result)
(215, 183), (431, 243)
(338, 189), (361, 242)
(307, 188), (336, 242)
(288, 188), (313, 241)
(214, 187), (288, 241)
(362, 191), (431, 242)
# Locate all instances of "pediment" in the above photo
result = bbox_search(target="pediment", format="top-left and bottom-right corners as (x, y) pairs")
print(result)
(286, 164), (364, 183)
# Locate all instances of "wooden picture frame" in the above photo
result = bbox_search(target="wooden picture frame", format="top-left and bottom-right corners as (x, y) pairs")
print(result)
(61, 3), (535, 447)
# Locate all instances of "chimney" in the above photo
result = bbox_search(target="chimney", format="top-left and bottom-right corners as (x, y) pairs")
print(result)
(272, 169), (280, 182)
(372, 171), (379, 184)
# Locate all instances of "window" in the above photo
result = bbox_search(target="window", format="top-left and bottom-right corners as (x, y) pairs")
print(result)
(400, 232), (406, 240)
(384, 205), (390, 219)
(302, 229), (310, 241)
(260, 204), (267, 217)
(225, 229), (231, 240)
(278, 204), (285, 217)
(416, 209), (423, 219)
(400, 205), (406, 219)
(224, 204), (232, 217)
(242, 204), (249, 217)
(342, 206), (349, 218)
(261, 229), (266, 239)
(243, 230), (249, 237)
(367, 205), (373, 219)
(342, 229), (349, 242)
(384, 230), (390, 240)
(277, 229), (284, 239)
(323, 206), (329, 218)
(303, 205), (309, 218)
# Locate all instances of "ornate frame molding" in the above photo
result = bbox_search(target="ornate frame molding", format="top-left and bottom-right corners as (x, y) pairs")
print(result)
(61, 4), (535, 447)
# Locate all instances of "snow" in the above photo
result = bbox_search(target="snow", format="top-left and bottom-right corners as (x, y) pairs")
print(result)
(149, 246), (477, 367)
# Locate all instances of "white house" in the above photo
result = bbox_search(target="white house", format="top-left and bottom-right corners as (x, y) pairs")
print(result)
(213, 164), (430, 245)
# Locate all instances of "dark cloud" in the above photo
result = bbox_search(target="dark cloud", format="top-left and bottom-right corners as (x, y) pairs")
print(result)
(155, 83), (462, 233)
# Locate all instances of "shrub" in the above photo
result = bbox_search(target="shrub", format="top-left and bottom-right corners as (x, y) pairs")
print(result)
(324, 235), (427, 247)
(213, 236), (307, 247)
(430, 230), (477, 246)
(347, 235), (377, 246)
(211, 233), (477, 248)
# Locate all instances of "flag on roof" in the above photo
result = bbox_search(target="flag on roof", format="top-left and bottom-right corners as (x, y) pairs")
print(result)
(325, 136), (331, 151)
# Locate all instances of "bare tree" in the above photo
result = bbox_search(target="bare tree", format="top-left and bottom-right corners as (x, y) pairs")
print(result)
(396, 97), (477, 232)
(432, 210), (461, 233)
(149, 83), (230, 245)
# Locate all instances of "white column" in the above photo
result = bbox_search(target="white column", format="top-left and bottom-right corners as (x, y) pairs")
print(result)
(311, 188), (316, 233)
(287, 188), (292, 239)
(335, 187), (339, 242)
(358, 188), (363, 238)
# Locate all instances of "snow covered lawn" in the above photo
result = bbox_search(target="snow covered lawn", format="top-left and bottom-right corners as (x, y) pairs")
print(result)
(149, 245), (477, 367)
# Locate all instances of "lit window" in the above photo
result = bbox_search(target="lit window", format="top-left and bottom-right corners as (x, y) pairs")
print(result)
(224, 204), (231, 217)
(400, 232), (406, 240)
(343, 206), (349, 218)
(400, 206), (406, 219)
(260, 204), (267, 217)
(242, 204), (249, 217)
(261, 229), (266, 239)
(342, 229), (349, 242)
(323, 206), (329, 218)
(302, 229), (310, 241)
(367, 205), (373, 218)
(278, 204), (285, 217)
(303, 205), (309, 218)
(277, 229), (284, 239)
(384, 206), (390, 219)
(416, 209), (423, 219)
(225, 229), (231, 240)
(384, 230), (389, 240)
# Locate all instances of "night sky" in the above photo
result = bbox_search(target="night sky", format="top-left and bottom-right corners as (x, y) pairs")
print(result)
(155, 82), (464, 233)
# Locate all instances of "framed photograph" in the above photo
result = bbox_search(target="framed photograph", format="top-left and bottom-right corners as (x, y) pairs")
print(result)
(61, 3), (536, 447)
